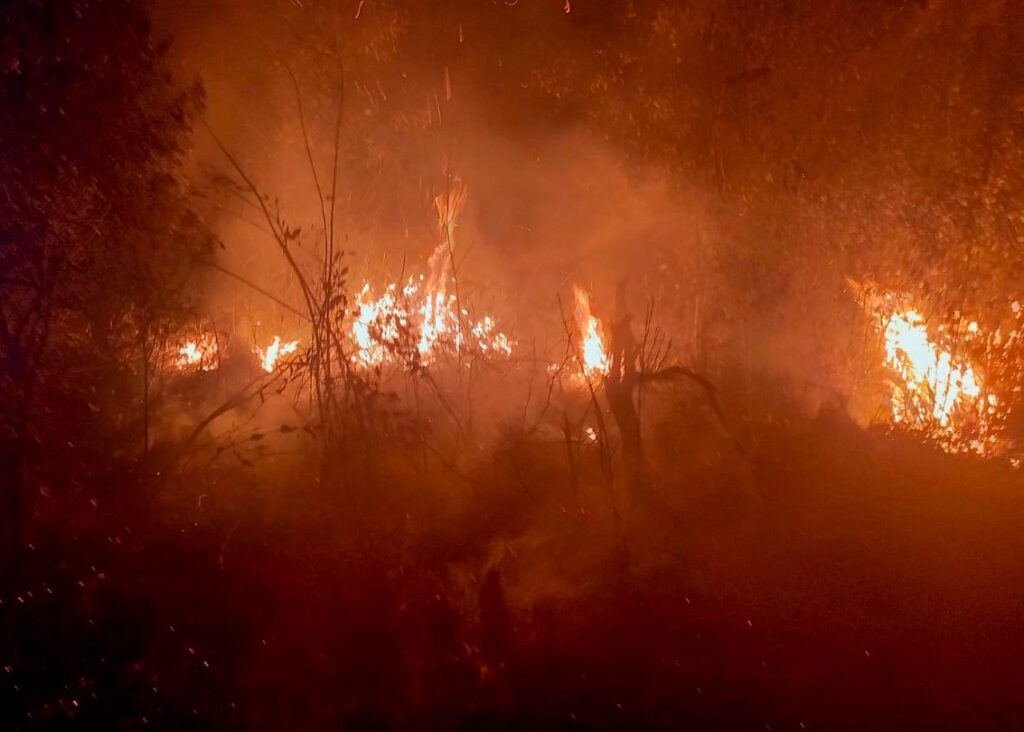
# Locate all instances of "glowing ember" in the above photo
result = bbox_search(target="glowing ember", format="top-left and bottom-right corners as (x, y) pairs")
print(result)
(573, 286), (609, 380)
(470, 316), (512, 357)
(175, 334), (218, 372)
(255, 336), (299, 373)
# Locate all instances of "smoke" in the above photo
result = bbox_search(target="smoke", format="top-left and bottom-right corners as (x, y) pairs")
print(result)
(149, 0), (1008, 424)
(149, 0), (725, 386)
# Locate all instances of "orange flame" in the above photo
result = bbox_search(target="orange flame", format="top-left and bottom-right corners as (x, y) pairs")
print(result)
(255, 336), (299, 373)
(175, 334), (218, 372)
(353, 283), (403, 367)
(350, 273), (512, 368)
(416, 242), (453, 360)
(349, 179), (512, 369)
(573, 286), (609, 380)
(856, 283), (1003, 455)
(882, 310), (983, 428)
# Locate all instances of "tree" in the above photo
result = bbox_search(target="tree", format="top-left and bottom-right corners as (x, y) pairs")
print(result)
(0, 0), (210, 567)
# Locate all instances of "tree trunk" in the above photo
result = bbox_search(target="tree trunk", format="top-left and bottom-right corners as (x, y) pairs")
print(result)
(605, 281), (650, 502)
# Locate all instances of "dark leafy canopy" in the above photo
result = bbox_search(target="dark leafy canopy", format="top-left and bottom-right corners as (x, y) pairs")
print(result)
(530, 1), (1024, 313)
(0, 0), (207, 315)
(0, 0), (210, 530)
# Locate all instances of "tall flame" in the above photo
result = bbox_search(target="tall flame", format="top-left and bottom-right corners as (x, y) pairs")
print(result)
(416, 242), (453, 360)
(573, 286), (609, 380)
(353, 283), (403, 367)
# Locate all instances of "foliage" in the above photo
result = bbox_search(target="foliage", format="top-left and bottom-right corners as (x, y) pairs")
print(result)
(0, 0), (211, 548)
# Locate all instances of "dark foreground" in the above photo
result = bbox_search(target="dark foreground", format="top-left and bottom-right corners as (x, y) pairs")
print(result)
(3, 409), (1023, 731)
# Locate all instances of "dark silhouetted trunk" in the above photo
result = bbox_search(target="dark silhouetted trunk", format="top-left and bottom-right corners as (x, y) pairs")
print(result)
(605, 281), (651, 502)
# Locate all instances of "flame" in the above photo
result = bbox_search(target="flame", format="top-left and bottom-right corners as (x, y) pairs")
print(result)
(175, 333), (218, 372)
(470, 316), (512, 357)
(348, 180), (512, 369)
(858, 285), (1004, 455)
(255, 336), (299, 373)
(434, 177), (468, 245)
(416, 242), (453, 360)
(353, 282), (404, 367)
(882, 310), (983, 428)
(573, 286), (609, 380)
(350, 271), (513, 368)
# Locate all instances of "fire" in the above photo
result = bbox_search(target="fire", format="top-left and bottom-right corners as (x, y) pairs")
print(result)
(348, 179), (512, 369)
(882, 310), (983, 428)
(255, 336), (299, 373)
(175, 333), (218, 372)
(416, 241), (454, 360)
(350, 270), (513, 369)
(352, 282), (404, 367)
(573, 286), (609, 380)
(858, 285), (1006, 455)
(470, 316), (512, 357)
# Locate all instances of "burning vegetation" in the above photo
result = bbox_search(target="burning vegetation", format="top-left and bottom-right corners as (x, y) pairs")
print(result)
(573, 285), (610, 381)
(255, 336), (300, 373)
(174, 333), (220, 373)
(349, 187), (514, 371)
(854, 282), (1023, 457)
(4, 0), (1024, 729)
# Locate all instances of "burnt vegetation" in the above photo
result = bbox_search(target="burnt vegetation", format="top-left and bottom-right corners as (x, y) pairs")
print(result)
(3, 1), (1024, 730)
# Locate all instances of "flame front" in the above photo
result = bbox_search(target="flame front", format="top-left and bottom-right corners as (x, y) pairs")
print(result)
(882, 310), (983, 428)
(573, 286), (609, 380)
(256, 336), (299, 373)
(351, 272), (512, 369)
(349, 180), (512, 369)
(353, 283), (403, 367)
(858, 285), (1005, 455)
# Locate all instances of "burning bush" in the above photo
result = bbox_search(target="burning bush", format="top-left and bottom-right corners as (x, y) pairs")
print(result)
(853, 282), (1024, 457)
